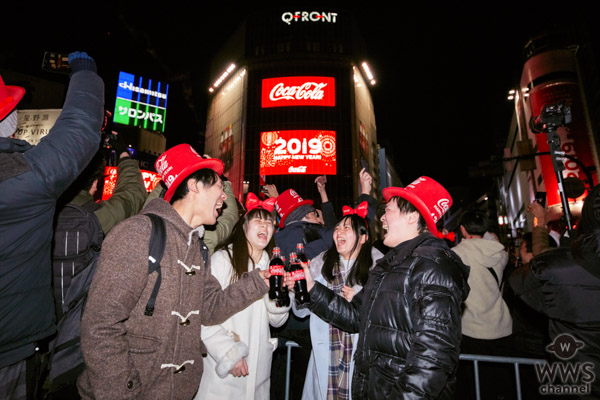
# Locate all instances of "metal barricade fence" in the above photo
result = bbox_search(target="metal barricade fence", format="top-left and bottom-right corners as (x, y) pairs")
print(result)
(283, 340), (546, 400)
(285, 341), (301, 400)
(459, 353), (546, 400)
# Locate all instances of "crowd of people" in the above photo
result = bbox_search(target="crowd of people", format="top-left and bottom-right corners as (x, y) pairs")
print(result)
(1, 52), (599, 400)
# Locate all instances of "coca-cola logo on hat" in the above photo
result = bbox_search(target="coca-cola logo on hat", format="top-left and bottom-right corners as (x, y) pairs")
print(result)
(155, 157), (168, 175)
(434, 199), (451, 219)
(289, 189), (302, 201)
(155, 157), (174, 186)
(262, 76), (335, 108)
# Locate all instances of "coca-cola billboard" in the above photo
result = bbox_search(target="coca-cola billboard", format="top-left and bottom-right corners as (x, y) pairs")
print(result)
(261, 76), (335, 108)
(259, 130), (336, 175)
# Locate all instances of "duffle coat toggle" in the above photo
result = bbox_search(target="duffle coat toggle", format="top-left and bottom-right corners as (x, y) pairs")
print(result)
(161, 360), (194, 374)
(178, 260), (200, 276)
(172, 310), (200, 326)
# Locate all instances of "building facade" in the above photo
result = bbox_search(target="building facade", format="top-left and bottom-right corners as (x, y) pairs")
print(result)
(203, 8), (380, 215)
(499, 28), (599, 237)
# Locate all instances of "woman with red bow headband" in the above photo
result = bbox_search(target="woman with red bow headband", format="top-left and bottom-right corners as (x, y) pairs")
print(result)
(196, 193), (289, 400)
(290, 201), (384, 400)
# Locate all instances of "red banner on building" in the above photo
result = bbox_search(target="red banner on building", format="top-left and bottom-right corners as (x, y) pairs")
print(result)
(261, 76), (335, 108)
(259, 130), (336, 175)
(529, 82), (597, 206)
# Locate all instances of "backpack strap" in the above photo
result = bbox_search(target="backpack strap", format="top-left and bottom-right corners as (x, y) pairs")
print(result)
(144, 213), (166, 316)
(487, 267), (500, 287)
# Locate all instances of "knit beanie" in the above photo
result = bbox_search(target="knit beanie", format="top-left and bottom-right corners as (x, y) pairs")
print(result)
(0, 110), (17, 138)
(285, 204), (314, 225)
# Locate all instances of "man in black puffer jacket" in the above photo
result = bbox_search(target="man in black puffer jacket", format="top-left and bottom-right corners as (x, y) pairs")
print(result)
(509, 184), (600, 399)
(293, 177), (470, 399)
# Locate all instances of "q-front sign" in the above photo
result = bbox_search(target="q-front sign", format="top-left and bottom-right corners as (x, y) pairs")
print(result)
(281, 11), (338, 25)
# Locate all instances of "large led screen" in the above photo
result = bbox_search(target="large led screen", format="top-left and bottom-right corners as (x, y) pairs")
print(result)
(261, 76), (335, 108)
(259, 130), (336, 175)
(102, 166), (161, 200)
(113, 71), (169, 133)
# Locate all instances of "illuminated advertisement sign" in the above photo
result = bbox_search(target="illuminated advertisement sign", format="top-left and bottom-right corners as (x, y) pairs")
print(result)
(113, 71), (169, 133)
(281, 11), (338, 25)
(102, 166), (161, 200)
(261, 76), (335, 108)
(259, 130), (336, 175)
(15, 109), (61, 145)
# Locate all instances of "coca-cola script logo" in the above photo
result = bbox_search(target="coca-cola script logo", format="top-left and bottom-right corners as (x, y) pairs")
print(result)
(432, 199), (451, 221)
(288, 166), (307, 173)
(270, 82), (327, 102)
(262, 76), (335, 108)
(155, 157), (174, 186)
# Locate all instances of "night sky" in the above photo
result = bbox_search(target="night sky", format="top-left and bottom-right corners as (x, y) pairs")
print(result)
(4, 2), (598, 206)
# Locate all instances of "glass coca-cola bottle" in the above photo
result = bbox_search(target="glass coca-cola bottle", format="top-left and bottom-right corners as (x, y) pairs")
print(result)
(289, 251), (310, 305)
(281, 256), (290, 307)
(296, 243), (308, 263)
(268, 247), (286, 306)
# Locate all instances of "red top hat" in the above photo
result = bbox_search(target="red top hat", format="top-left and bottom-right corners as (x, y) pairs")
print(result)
(155, 144), (224, 203)
(382, 176), (452, 236)
(275, 189), (314, 229)
(0, 74), (25, 121)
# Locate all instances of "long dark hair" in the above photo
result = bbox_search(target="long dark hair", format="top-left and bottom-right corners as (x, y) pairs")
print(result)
(321, 214), (372, 287)
(215, 208), (275, 283)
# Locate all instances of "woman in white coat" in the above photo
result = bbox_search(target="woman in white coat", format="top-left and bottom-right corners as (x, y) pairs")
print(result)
(195, 193), (290, 400)
(292, 202), (383, 400)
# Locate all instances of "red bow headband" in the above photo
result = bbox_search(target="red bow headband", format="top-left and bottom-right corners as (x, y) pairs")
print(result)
(342, 201), (368, 219)
(437, 231), (455, 242)
(246, 192), (276, 213)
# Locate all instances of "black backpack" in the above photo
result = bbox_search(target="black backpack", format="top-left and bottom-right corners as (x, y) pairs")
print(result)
(48, 205), (166, 390)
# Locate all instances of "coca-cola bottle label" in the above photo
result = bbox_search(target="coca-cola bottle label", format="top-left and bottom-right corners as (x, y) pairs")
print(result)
(270, 264), (285, 276)
(291, 269), (305, 281)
